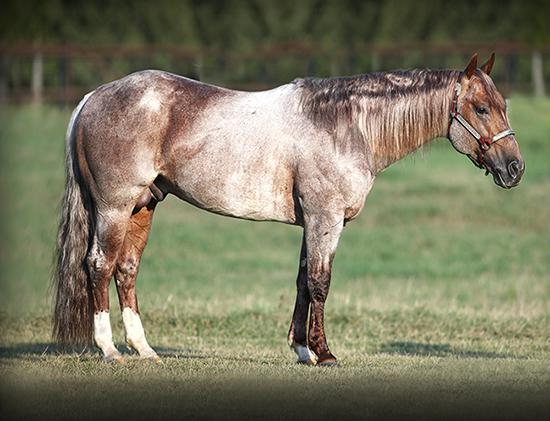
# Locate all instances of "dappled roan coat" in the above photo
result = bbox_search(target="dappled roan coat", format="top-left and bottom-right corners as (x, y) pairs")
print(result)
(54, 54), (524, 365)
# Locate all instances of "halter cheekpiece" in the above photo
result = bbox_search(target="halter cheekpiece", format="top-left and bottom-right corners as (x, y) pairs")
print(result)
(447, 75), (514, 168)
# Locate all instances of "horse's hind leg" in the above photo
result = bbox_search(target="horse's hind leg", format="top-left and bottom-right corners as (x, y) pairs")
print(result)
(88, 209), (130, 362)
(115, 201), (161, 362)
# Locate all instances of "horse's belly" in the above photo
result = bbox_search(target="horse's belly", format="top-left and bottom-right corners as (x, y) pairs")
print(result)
(164, 88), (300, 223)
(172, 167), (297, 224)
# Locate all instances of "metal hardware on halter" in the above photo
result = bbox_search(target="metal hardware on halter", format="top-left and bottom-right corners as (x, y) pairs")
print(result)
(447, 77), (515, 168)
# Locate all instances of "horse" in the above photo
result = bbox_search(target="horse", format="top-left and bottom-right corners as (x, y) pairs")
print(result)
(53, 53), (524, 365)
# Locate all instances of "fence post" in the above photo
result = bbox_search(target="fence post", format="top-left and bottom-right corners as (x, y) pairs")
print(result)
(532, 50), (546, 97)
(32, 49), (43, 105)
(0, 56), (7, 106)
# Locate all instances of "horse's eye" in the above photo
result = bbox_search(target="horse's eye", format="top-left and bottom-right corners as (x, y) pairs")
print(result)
(476, 105), (489, 116)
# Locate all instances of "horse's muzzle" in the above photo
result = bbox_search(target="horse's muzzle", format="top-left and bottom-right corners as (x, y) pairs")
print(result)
(489, 158), (525, 189)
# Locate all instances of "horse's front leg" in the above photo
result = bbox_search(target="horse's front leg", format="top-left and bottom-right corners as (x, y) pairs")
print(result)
(288, 213), (344, 366)
(288, 233), (317, 365)
(305, 216), (344, 366)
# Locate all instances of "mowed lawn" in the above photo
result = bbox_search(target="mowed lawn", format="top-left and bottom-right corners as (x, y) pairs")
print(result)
(1, 95), (549, 420)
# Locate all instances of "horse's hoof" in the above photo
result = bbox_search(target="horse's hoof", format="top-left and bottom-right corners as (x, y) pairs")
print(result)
(296, 358), (317, 365)
(318, 360), (340, 368)
(140, 354), (163, 364)
(102, 354), (125, 363)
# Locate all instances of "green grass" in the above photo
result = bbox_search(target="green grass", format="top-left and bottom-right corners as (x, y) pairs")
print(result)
(1, 96), (550, 419)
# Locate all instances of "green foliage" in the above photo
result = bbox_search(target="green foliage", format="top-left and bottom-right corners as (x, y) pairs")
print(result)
(374, 0), (527, 44)
(0, 0), (62, 43)
(2, 0), (550, 49)
(517, 0), (550, 47)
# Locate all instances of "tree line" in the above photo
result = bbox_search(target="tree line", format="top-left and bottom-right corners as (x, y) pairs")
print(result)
(2, 0), (548, 103)
(2, 0), (549, 51)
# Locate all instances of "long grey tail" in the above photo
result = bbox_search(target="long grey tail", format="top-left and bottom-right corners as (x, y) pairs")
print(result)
(53, 92), (95, 349)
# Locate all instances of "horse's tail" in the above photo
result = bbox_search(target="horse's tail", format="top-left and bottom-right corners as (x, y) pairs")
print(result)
(53, 92), (95, 349)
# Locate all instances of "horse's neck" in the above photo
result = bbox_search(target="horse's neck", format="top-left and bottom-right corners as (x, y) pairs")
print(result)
(361, 70), (457, 172)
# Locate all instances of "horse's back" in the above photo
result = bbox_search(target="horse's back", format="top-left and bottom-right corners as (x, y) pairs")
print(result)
(77, 70), (233, 150)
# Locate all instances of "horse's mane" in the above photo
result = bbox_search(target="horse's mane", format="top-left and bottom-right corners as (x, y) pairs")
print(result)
(295, 69), (459, 166)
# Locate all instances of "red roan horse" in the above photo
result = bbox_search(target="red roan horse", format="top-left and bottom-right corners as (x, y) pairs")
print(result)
(54, 54), (524, 365)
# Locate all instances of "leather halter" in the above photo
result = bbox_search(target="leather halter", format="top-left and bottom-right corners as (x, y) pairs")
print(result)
(447, 75), (514, 168)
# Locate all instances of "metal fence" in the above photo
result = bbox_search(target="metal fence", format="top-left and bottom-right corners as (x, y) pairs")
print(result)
(1, 42), (548, 106)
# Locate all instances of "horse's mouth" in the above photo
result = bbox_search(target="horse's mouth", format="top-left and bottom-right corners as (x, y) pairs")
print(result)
(469, 153), (523, 189)
(485, 164), (523, 189)
(489, 168), (511, 189)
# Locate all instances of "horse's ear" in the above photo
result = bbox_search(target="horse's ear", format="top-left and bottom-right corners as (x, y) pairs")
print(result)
(464, 54), (478, 79)
(480, 52), (495, 76)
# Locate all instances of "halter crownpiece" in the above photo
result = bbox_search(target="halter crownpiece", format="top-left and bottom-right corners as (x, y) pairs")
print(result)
(447, 76), (515, 168)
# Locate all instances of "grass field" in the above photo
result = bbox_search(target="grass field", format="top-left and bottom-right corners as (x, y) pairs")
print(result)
(1, 95), (549, 420)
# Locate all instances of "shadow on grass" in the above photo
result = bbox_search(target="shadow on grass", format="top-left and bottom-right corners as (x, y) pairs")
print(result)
(0, 343), (59, 359)
(0, 341), (523, 362)
(376, 341), (522, 359)
(0, 343), (252, 362)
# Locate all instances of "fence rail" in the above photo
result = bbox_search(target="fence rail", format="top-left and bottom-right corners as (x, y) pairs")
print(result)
(1, 42), (548, 105)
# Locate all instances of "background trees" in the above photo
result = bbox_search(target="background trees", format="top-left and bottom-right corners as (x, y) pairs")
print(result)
(1, 0), (549, 102)
(3, 0), (548, 50)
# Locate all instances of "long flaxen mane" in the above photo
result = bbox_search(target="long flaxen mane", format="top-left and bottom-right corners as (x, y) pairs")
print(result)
(296, 69), (459, 166)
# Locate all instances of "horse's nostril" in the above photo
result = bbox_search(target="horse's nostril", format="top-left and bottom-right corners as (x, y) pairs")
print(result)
(508, 161), (520, 179)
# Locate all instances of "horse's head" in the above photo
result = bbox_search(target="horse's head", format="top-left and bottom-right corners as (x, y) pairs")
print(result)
(448, 53), (525, 188)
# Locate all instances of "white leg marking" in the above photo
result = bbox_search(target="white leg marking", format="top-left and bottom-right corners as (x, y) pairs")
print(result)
(122, 308), (161, 362)
(94, 311), (123, 362)
(288, 335), (317, 365)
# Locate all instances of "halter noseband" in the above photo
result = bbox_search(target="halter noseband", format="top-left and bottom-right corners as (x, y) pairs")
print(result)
(447, 75), (514, 168)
